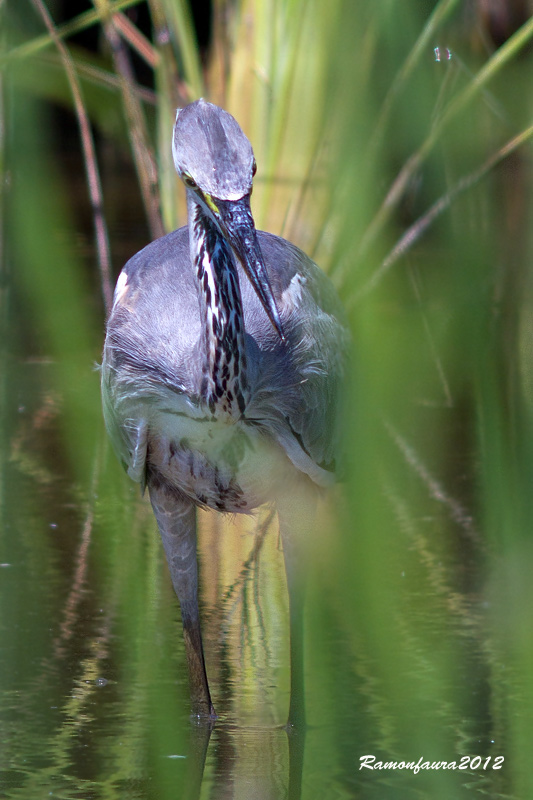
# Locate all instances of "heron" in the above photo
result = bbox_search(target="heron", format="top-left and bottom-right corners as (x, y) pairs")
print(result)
(101, 99), (348, 726)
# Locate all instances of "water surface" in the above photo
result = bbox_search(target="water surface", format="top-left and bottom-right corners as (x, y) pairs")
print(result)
(0, 356), (512, 799)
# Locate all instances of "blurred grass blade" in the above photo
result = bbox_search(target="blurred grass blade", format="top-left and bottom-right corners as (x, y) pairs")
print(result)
(149, 0), (185, 230)
(6, 0), (142, 62)
(357, 12), (533, 270)
(354, 119), (533, 301)
(371, 0), (462, 156)
(158, 0), (204, 100)
(30, 0), (113, 315)
(113, 10), (159, 68)
(94, 0), (165, 239)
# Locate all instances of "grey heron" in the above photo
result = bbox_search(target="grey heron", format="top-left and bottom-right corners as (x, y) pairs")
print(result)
(101, 99), (348, 725)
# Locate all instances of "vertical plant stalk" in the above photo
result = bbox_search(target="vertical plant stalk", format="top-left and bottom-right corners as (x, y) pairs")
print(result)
(0, 0), (7, 515)
(149, 0), (188, 231)
(148, 0), (205, 230)
(30, 0), (114, 316)
(93, 0), (165, 241)
(157, 0), (204, 100)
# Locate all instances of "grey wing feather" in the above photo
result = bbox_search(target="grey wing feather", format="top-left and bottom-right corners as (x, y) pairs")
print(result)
(101, 229), (199, 484)
(245, 232), (350, 483)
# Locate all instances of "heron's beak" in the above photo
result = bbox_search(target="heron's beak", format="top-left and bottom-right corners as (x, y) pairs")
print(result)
(213, 196), (285, 341)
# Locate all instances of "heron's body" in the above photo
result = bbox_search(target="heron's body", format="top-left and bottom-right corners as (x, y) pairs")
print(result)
(101, 100), (348, 724)
(103, 227), (345, 511)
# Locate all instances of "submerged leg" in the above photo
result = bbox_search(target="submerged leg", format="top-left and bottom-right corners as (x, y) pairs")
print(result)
(148, 480), (215, 719)
(277, 483), (316, 730)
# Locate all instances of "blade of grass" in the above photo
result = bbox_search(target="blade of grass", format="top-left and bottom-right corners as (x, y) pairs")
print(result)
(355, 13), (533, 272)
(158, 0), (204, 101)
(353, 119), (533, 301)
(149, 0), (187, 230)
(93, 0), (165, 240)
(255, 0), (310, 227)
(30, 0), (113, 316)
(370, 0), (462, 159)
(6, 0), (142, 63)
(112, 11), (158, 68)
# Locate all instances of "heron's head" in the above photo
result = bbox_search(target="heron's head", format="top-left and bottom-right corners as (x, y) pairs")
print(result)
(172, 99), (283, 340)
(172, 99), (256, 200)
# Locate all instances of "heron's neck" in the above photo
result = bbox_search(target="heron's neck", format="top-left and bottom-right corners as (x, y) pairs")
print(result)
(189, 198), (248, 418)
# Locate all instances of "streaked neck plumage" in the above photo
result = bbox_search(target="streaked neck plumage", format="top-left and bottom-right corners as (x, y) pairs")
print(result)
(188, 194), (248, 419)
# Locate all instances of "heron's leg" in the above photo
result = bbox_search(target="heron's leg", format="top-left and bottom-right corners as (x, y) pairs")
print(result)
(277, 482), (316, 730)
(148, 481), (215, 719)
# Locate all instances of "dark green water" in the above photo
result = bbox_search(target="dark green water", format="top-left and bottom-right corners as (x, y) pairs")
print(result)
(0, 357), (512, 799)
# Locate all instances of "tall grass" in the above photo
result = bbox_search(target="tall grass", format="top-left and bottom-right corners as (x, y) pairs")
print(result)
(2, 0), (533, 797)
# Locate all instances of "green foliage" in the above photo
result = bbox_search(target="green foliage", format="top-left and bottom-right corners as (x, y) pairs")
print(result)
(2, 1), (533, 797)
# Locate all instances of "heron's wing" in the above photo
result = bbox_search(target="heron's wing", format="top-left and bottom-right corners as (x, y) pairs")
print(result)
(244, 232), (350, 486)
(101, 228), (202, 484)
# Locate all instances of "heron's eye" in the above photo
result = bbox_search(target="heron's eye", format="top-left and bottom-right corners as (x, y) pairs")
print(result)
(183, 174), (197, 189)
